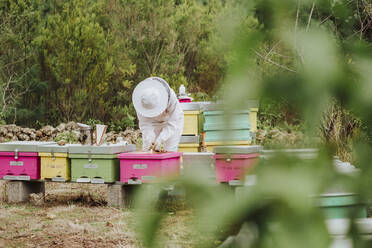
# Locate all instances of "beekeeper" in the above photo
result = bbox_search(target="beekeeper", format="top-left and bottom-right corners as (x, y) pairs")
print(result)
(132, 77), (184, 152)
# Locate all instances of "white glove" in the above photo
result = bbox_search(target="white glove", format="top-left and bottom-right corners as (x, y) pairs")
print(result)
(154, 138), (163, 152)
(142, 136), (155, 152)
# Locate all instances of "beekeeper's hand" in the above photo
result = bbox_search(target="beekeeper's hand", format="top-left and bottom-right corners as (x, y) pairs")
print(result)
(154, 138), (165, 152)
(142, 135), (155, 152)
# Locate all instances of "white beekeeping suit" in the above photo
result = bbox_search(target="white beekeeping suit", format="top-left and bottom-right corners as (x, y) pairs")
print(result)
(132, 77), (184, 152)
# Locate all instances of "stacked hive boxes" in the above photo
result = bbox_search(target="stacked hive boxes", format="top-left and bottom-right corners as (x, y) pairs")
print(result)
(68, 144), (135, 183)
(179, 102), (202, 152)
(182, 152), (215, 183)
(202, 102), (256, 152)
(213, 146), (261, 184)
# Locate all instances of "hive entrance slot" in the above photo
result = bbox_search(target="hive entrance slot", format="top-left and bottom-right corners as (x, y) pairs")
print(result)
(76, 177), (91, 183)
(91, 177), (104, 184)
(128, 177), (142, 185)
(52, 176), (65, 182)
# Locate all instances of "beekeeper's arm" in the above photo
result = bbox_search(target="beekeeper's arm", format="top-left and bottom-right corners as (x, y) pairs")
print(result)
(154, 95), (184, 151)
(138, 113), (156, 151)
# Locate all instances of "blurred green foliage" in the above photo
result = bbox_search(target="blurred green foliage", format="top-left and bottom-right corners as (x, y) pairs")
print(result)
(131, 0), (372, 248)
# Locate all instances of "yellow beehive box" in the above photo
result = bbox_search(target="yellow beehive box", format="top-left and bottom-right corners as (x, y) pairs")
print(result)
(204, 141), (251, 153)
(183, 111), (200, 135)
(181, 102), (202, 136)
(179, 143), (200, 152)
(178, 135), (200, 152)
(248, 107), (258, 132)
(39, 152), (70, 181)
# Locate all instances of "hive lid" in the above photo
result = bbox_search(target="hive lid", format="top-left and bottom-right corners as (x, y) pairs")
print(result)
(0, 141), (56, 152)
(182, 152), (214, 161)
(201, 100), (259, 111)
(203, 122), (251, 131)
(214, 146), (263, 154)
(69, 153), (118, 159)
(38, 144), (72, 153)
(182, 152), (214, 157)
(180, 135), (200, 144)
(118, 152), (182, 159)
(68, 144), (136, 154)
(180, 102), (200, 111)
(203, 110), (250, 116)
(260, 148), (318, 159)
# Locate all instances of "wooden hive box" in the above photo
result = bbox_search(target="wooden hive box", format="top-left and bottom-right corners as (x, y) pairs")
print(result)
(178, 135), (200, 152)
(0, 141), (55, 180)
(38, 144), (72, 182)
(69, 144), (135, 183)
(181, 102), (201, 136)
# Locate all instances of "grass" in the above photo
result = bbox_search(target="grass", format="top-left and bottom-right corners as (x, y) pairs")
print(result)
(0, 180), (196, 248)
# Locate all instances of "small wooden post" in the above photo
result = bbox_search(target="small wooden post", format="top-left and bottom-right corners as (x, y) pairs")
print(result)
(7, 181), (45, 203)
(107, 184), (137, 208)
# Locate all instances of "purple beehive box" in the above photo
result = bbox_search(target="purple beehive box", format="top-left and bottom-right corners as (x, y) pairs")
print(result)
(0, 141), (55, 180)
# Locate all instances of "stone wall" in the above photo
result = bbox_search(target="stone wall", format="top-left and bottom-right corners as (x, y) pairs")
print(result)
(0, 122), (141, 145)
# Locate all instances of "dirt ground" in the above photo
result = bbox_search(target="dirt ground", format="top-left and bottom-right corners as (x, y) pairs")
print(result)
(0, 180), (195, 248)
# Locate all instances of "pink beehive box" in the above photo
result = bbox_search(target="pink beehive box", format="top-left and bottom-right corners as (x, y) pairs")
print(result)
(213, 146), (262, 183)
(118, 152), (182, 184)
(0, 141), (55, 180)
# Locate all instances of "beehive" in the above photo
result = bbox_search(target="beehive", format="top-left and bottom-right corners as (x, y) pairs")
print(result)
(214, 146), (261, 183)
(204, 141), (251, 153)
(178, 135), (200, 152)
(0, 141), (55, 180)
(248, 107), (258, 133)
(118, 152), (182, 184)
(38, 144), (71, 182)
(203, 110), (252, 142)
(182, 152), (215, 182)
(181, 102), (201, 136)
(317, 193), (367, 219)
(69, 144), (135, 183)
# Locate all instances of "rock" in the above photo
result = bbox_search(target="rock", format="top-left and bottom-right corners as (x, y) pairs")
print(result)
(35, 130), (43, 138)
(22, 128), (32, 135)
(40, 125), (55, 136)
(65, 121), (78, 131)
(57, 140), (66, 146)
(29, 132), (36, 140)
(18, 133), (30, 141)
(6, 132), (13, 139)
(0, 126), (7, 135)
(56, 123), (66, 132)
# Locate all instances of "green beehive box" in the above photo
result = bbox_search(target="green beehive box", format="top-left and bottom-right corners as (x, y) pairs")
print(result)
(69, 154), (119, 183)
(68, 144), (135, 183)
(204, 130), (252, 142)
(317, 193), (367, 219)
(203, 110), (250, 128)
(203, 110), (251, 142)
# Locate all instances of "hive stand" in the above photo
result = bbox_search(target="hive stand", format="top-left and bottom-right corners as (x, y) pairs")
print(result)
(7, 180), (45, 203)
(107, 184), (138, 208)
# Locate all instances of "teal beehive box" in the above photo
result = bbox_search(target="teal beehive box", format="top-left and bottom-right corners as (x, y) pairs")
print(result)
(317, 193), (367, 219)
(203, 110), (252, 142)
(68, 144), (135, 183)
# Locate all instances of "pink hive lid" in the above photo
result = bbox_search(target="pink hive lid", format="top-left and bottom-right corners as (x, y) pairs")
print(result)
(118, 152), (182, 159)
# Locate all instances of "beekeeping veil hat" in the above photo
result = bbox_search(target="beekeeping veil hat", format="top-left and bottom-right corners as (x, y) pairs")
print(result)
(132, 77), (169, 118)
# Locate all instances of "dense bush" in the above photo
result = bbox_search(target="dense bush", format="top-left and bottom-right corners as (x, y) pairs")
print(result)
(0, 0), (229, 129)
